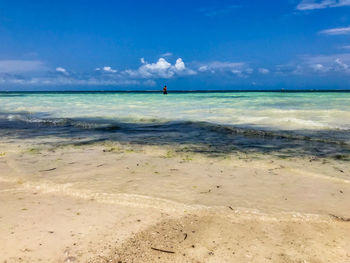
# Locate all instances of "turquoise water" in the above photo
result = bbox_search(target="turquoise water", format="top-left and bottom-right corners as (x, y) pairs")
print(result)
(1, 92), (350, 131)
(0, 92), (350, 156)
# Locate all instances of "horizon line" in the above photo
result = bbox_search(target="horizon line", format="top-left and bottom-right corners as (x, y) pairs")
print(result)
(1, 89), (350, 93)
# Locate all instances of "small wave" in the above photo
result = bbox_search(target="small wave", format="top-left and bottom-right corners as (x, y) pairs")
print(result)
(3, 112), (121, 131)
(194, 121), (350, 146)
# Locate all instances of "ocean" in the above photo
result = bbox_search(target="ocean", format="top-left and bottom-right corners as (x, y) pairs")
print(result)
(1, 91), (350, 157)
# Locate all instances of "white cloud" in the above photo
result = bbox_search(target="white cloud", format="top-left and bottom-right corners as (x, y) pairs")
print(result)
(0, 72), (144, 86)
(174, 58), (185, 71)
(102, 66), (117, 73)
(198, 61), (244, 71)
(125, 57), (196, 79)
(138, 58), (173, 78)
(0, 60), (46, 73)
(231, 69), (242, 76)
(161, 52), (173, 57)
(335, 58), (349, 69)
(275, 63), (308, 75)
(319, 26), (350, 35)
(95, 66), (117, 73)
(198, 65), (209, 72)
(286, 53), (350, 74)
(310, 63), (329, 72)
(258, 68), (270, 74)
(140, 58), (146, 64)
(0, 57), (197, 87)
(198, 61), (253, 77)
(305, 53), (350, 64)
(341, 45), (350, 49)
(55, 67), (68, 75)
(297, 0), (350, 10)
(144, 58), (171, 71)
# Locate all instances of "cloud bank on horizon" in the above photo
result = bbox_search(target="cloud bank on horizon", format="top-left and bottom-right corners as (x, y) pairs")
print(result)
(0, 0), (350, 89)
(296, 0), (350, 10)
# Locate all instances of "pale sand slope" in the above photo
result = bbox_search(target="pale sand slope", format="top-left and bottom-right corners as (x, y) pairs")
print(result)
(0, 140), (350, 262)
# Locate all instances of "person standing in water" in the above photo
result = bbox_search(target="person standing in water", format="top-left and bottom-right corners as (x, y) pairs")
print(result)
(163, 85), (168, 95)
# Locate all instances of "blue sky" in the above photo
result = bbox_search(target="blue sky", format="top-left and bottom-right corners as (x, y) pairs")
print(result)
(0, 0), (350, 90)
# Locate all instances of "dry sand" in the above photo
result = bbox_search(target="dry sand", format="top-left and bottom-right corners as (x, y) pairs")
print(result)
(0, 140), (350, 262)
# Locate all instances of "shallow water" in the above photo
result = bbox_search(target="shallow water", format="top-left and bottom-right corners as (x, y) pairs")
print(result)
(0, 91), (350, 157)
(1, 91), (350, 130)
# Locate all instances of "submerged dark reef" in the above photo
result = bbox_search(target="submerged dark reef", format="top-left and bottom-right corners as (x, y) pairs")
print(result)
(0, 111), (349, 159)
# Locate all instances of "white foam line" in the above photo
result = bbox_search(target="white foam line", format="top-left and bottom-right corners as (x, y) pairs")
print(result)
(0, 176), (338, 223)
(11, 179), (202, 213)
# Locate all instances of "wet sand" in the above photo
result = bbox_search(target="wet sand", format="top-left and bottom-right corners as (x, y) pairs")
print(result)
(0, 140), (350, 262)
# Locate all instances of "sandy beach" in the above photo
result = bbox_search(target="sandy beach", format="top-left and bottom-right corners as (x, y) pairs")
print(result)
(1, 137), (349, 262)
(2, 0), (350, 260)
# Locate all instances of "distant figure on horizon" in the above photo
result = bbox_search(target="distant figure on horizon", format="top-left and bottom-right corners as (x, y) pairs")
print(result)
(163, 85), (168, 95)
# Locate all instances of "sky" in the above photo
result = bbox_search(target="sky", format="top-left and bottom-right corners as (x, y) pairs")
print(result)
(0, 0), (350, 90)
